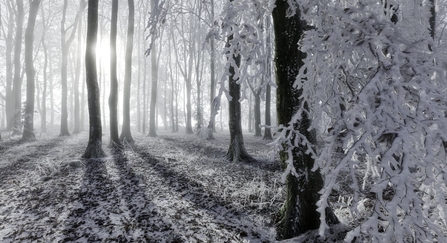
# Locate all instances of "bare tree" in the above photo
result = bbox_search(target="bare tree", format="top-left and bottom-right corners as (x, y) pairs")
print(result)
(108, 0), (121, 147)
(120, 0), (135, 143)
(21, 0), (42, 141)
(12, 0), (24, 135)
(60, 0), (85, 136)
(83, 0), (105, 158)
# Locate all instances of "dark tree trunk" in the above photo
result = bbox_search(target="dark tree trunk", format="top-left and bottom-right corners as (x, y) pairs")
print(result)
(109, 0), (121, 147)
(429, 0), (436, 40)
(253, 91), (261, 136)
(248, 94), (252, 133)
(272, 1), (338, 239)
(120, 0), (135, 143)
(12, 0), (24, 135)
(21, 0), (42, 142)
(83, 0), (105, 158)
(225, 29), (254, 163)
(263, 83), (272, 140)
(263, 17), (273, 140)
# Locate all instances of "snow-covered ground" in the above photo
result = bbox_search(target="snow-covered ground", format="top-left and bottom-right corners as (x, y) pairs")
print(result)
(0, 130), (283, 242)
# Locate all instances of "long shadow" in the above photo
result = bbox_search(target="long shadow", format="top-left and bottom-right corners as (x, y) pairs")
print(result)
(111, 148), (184, 242)
(158, 135), (281, 173)
(61, 158), (119, 242)
(0, 136), (68, 185)
(132, 145), (271, 241)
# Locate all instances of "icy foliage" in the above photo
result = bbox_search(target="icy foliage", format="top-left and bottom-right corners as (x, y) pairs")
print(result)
(218, 0), (274, 102)
(272, 0), (447, 241)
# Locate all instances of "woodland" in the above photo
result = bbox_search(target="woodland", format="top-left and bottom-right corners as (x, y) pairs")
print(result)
(1, 0), (447, 242)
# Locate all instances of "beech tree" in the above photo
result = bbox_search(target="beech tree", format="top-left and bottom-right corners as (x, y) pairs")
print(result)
(274, 0), (447, 241)
(108, 0), (120, 147)
(221, 0), (254, 163)
(21, 0), (42, 141)
(1, 0), (15, 130)
(271, 0), (339, 239)
(12, 0), (24, 135)
(83, 0), (105, 158)
(120, 0), (135, 143)
(60, 0), (84, 136)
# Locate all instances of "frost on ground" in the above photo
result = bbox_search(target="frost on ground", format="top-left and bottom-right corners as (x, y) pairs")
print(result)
(0, 131), (283, 242)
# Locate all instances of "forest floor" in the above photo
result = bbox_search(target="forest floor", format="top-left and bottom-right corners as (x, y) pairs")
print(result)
(0, 129), (285, 243)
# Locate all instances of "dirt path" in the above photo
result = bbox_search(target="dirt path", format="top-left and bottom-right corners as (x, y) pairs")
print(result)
(0, 131), (283, 242)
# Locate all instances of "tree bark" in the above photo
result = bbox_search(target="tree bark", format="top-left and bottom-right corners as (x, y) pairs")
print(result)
(83, 0), (105, 158)
(148, 41), (158, 137)
(120, 0), (135, 143)
(226, 25), (254, 163)
(12, 0), (24, 135)
(272, 1), (338, 239)
(253, 91), (261, 136)
(263, 17), (273, 140)
(21, 0), (42, 141)
(109, 0), (121, 147)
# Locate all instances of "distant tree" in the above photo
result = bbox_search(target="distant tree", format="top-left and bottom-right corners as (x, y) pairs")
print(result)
(83, 0), (105, 158)
(262, 16), (273, 141)
(120, 0), (135, 143)
(73, 5), (84, 134)
(21, 0), (42, 142)
(60, 0), (84, 136)
(148, 41), (158, 137)
(12, 0), (24, 135)
(1, 0), (15, 130)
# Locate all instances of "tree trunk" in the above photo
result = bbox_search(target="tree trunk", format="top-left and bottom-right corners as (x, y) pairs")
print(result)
(272, 1), (338, 239)
(40, 4), (48, 133)
(248, 94), (252, 133)
(209, 0), (216, 133)
(109, 0), (121, 147)
(148, 42), (158, 137)
(120, 0), (135, 143)
(21, 0), (41, 141)
(429, 0), (436, 40)
(225, 27), (254, 163)
(263, 17), (273, 140)
(12, 0), (24, 135)
(263, 83), (272, 140)
(60, 0), (84, 136)
(253, 91), (261, 136)
(83, 0), (105, 158)
(73, 8), (84, 134)
(4, 1), (14, 130)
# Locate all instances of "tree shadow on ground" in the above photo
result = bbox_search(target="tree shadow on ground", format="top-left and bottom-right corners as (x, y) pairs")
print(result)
(132, 145), (270, 241)
(157, 134), (281, 173)
(61, 158), (118, 242)
(111, 148), (184, 242)
(0, 136), (67, 185)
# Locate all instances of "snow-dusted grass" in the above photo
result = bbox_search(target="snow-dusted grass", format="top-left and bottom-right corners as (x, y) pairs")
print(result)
(0, 130), (283, 242)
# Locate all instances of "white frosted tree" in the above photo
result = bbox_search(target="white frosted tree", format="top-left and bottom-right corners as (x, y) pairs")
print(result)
(273, 0), (447, 241)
